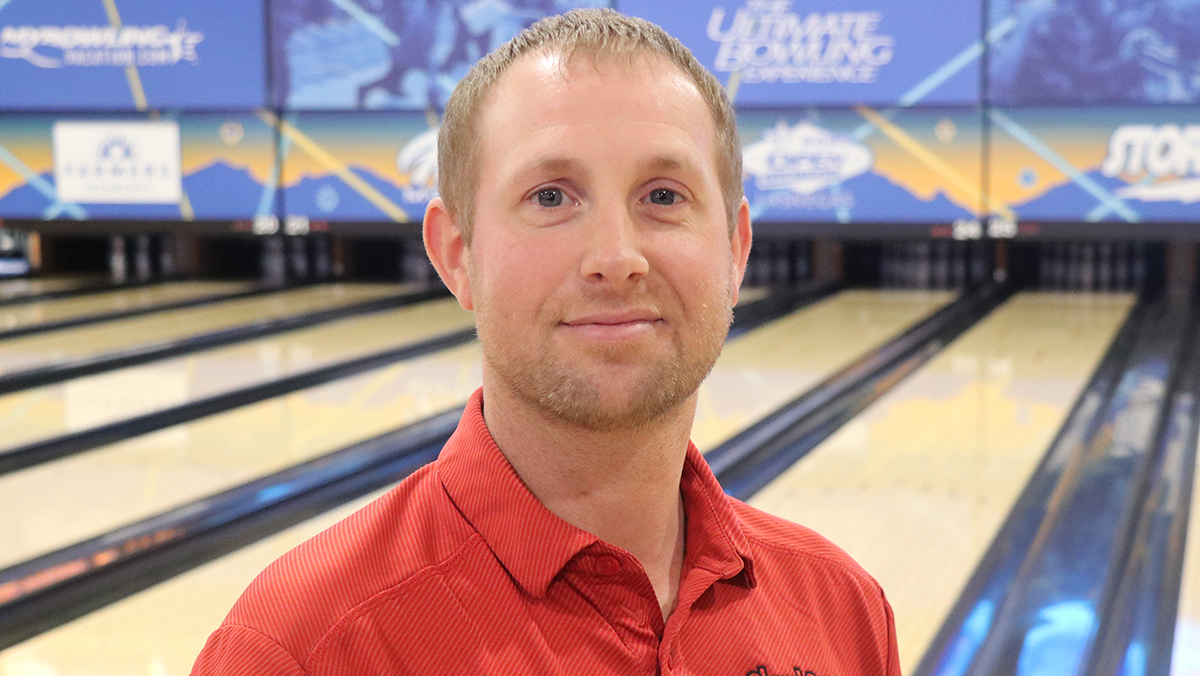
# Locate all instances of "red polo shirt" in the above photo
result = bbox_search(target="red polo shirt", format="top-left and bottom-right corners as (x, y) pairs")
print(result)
(192, 389), (899, 675)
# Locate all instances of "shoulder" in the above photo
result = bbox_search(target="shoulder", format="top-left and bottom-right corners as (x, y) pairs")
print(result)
(218, 461), (478, 665)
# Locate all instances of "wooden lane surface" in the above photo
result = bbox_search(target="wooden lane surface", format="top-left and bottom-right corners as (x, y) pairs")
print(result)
(0, 298), (474, 452)
(0, 281), (250, 332)
(0, 276), (106, 301)
(746, 292), (1134, 673)
(0, 283), (410, 376)
(692, 289), (954, 452)
(1171, 424), (1200, 675)
(0, 488), (390, 676)
(0, 290), (954, 674)
(0, 340), (485, 572)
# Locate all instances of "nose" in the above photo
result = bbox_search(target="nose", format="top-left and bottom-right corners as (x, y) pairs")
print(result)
(579, 205), (649, 286)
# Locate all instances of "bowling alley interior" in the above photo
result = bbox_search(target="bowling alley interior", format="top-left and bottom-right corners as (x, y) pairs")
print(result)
(4, 0), (1200, 675)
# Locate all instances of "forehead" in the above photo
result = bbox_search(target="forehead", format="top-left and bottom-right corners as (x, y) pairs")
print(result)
(476, 49), (719, 178)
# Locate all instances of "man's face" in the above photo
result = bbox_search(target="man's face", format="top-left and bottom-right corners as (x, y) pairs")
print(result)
(464, 49), (749, 431)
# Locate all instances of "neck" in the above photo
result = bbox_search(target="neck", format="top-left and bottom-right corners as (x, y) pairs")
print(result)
(481, 378), (694, 618)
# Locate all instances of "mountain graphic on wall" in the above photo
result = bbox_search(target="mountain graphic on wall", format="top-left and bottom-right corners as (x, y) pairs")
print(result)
(1012, 170), (1200, 222)
(285, 166), (425, 223)
(0, 162), (267, 221)
(749, 170), (975, 223)
(184, 162), (272, 219)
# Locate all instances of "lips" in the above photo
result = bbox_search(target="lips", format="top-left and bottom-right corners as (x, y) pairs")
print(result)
(560, 309), (663, 342)
(562, 309), (661, 326)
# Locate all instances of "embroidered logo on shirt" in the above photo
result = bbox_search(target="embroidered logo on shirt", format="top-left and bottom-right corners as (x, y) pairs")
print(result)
(746, 666), (818, 676)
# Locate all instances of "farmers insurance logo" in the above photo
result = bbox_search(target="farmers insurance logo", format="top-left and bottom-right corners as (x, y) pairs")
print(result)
(1102, 124), (1200, 203)
(707, 0), (895, 84)
(0, 21), (203, 68)
(53, 121), (182, 204)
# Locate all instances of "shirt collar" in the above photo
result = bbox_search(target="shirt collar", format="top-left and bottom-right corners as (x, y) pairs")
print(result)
(438, 388), (755, 598)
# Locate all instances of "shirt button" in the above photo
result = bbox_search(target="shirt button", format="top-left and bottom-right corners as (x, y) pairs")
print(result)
(595, 555), (621, 575)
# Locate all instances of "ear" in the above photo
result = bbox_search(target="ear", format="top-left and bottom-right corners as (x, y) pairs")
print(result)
(423, 197), (474, 311)
(729, 197), (752, 305)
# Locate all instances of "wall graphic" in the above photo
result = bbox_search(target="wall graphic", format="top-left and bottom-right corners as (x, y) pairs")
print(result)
(741, 108), (983, 223)
(271, 0), (611, 110)
(0, 0), (266, 110)
(0, 113), (278, 220)
(989, 0), (1200, 105)
(991, 107), (1200, 223)
(280, 111), (439, 222)
(3, 0), (1200, 229)
(621, 0), (981, 107)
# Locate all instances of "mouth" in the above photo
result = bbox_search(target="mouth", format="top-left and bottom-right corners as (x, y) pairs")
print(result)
(560, 309), (663, 342)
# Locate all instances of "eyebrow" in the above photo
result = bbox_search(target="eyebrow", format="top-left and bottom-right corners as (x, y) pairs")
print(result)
(643, 155), (690, 173)
(513, 154), (697, 182)
(510, 156), (587, 185)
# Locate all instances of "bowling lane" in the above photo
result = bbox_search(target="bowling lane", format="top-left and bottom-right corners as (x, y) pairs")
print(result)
(691, 289), (955, 451)
(0, 341), (484, 570)
(0, 282), (416, 376)
(0, 297), (475, 452)
(746, 292), (1134, 673)
(0, 487), (391, 676)
(0, 280), (250, 332)
(0, 275), (106, 301)
(0, 289), (958, 673)
(1171, 438), (1200, 675)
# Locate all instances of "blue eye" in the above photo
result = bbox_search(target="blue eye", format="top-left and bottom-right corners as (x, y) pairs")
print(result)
(648, 189), (679, 205)
(537, 188), (564, 207)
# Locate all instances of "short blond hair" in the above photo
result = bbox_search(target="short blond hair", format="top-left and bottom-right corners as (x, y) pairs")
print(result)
(437, 8), (742, 243)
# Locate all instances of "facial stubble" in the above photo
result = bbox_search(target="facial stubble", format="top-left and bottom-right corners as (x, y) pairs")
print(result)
(472, 267), (735, 433)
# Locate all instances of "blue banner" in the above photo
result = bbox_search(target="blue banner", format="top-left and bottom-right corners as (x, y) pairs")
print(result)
(989, 0), (1200, 105)
(740, 107), (983, 223)
(991, 107), (1200, 223)
(0, 0), (265, 110)
(280, 112), (437, 222)
(0, 113), (278, 220)
(270, 0), (612, 110)
(619, 0), (981, 107)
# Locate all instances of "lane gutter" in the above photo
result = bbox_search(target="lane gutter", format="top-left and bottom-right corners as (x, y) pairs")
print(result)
(915, 294), (1191, 676)
(1085, 303), (1200, 676)
(0, 285), (451, 396)
(709, 282), (1011, 501)
(0, 278), (166, 309)
(0, 281), (308, 343)
(0, 283), (833, 650)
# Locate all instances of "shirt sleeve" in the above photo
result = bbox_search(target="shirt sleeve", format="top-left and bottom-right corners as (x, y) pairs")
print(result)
(191, 624), (308, 676)
(880, 587), (901, 676)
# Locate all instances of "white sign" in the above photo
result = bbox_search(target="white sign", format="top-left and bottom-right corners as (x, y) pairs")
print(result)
(743, 120), (873, 194)
(707, 1), (895, 84)
(396, 125), (440, 202)
(1103, 123), (1200, 203)
(0, 22), (203, 69)
(53, 121), (182, 204)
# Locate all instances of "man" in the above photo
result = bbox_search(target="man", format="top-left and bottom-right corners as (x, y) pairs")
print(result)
(192, 8), (899, 675)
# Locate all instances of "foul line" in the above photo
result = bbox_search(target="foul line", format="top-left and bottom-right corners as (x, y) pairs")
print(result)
(258, 110), (410, 222)
(101, 0), (149, 111)
(857, 105), (1013, 221)
(988, 108), (1139, 223)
